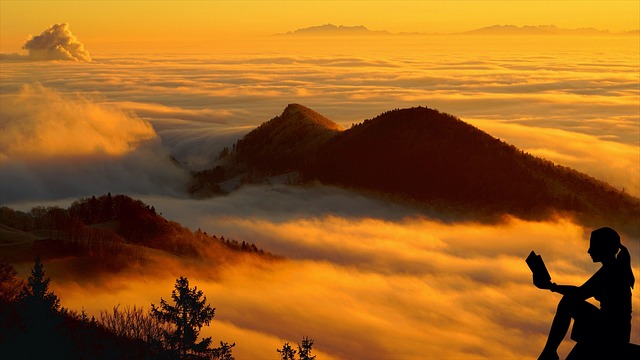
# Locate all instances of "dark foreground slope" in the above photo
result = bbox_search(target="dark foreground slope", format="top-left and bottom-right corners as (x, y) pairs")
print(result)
(197, 105), (640, 234)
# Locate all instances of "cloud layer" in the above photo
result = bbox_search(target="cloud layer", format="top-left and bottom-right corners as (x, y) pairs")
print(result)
(45, 194), (639, 359)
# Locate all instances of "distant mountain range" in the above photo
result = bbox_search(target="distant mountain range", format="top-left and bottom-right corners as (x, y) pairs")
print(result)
(280, 24), (390, 36)
(461, 25), (610, 35)
(280, 24), (637, 36)
(192, 104), (640, 235)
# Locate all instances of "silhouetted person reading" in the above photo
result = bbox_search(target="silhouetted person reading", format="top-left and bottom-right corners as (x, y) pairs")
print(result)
(530, 227), (636, 360)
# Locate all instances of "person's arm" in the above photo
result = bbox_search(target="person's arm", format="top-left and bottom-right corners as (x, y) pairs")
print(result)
(549, 283), (579, 296)
(546, 271), (602, 300)
(534, 275), (590, 298)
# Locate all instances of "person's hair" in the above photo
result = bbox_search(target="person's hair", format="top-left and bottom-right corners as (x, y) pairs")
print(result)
(591, 227), (635, 288)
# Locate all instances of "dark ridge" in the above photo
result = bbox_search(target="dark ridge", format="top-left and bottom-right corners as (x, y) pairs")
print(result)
(0, 194), (273, 264)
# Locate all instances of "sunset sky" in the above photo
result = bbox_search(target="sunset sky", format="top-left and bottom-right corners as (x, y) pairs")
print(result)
(1, 0), (639, 50)
(1, 1), (639, 359)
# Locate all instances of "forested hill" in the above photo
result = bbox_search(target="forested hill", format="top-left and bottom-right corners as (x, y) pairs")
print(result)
(0, 194), (270, 266)
(313, 107), (639, 232)
(194, 105), (639, 235)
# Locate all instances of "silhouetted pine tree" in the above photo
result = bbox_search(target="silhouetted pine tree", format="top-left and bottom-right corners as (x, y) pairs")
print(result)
(298, 336), (316, 360)
(14, 256), (72, 358)
(277, 342), (297, 360)
(212, 341), (236, 360)
(151, 276), (216, 359)
(20, 255), (60, 312)
(0, 258), (24, 303)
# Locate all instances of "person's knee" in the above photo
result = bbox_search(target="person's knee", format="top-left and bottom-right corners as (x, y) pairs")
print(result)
(557, 295), (579, 314)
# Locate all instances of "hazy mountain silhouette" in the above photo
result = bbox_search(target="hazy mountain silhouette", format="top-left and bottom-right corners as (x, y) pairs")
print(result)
(278, 24), (625, 37)
(461, 25), (610, 35)
(195, 104), (640, 235)
(280, 24), (391, 36)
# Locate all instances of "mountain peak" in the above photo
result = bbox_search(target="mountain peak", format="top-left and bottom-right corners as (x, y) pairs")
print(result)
(231, 104), (342, 175)
(280, 103), (344, 131)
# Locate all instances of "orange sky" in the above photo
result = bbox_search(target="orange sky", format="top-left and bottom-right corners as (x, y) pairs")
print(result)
(1, 0), (638, 51)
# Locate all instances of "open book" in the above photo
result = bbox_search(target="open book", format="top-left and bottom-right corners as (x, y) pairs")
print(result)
(526, 250), (551, 282)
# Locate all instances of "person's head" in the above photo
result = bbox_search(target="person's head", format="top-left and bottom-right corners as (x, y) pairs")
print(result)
(588, 227), (620, 263)
(588, 227), (636, 288)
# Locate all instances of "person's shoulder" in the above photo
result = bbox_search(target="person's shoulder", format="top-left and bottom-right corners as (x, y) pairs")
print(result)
(600, 262), (628, 280)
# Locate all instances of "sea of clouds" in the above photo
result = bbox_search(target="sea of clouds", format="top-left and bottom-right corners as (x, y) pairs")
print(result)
(1, 27), (638, 203)
(1, 24), (639, 359)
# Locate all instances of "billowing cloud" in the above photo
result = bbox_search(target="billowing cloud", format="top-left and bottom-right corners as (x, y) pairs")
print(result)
(21, 23), (91, 62)
(0, 83), (155, 160)
(0, 84), (187, 203)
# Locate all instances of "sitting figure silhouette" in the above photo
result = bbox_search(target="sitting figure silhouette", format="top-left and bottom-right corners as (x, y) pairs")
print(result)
(535, 227), (636, 360)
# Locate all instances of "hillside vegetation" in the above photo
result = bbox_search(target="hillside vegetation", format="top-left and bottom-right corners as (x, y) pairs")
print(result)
(0, 194), (271, 267)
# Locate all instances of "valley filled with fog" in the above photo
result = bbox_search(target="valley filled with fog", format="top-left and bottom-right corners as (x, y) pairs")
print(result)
(1, 34), (638, 359)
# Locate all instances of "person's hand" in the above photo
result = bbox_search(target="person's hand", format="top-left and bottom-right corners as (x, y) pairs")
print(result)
(533, 275), (552, 289)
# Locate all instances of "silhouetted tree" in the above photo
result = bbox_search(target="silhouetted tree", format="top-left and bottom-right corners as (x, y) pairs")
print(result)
(20, 255), (60, 312)
(151, 276), (216, 359)
(0, 259), (25, 349)
(0, 258), (24, 303)
(15, 257), (71, 358)
(277, 342), (297, 360)
(298, 336), (316, 360)
(212, 341), (236, 360)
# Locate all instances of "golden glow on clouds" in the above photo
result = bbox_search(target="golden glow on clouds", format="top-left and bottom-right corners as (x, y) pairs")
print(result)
(0, 84), (156, 160)
(48, 214), (639, 359)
